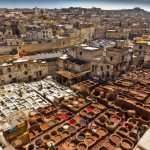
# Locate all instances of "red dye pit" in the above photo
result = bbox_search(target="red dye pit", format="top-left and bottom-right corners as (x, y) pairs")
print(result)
(69, 119), (76, 125)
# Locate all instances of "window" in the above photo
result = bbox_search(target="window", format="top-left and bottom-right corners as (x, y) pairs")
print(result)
(24, 64), (27, 67)
(39, 71), (42, 76)
(10, 42), (12, 45)
(24, 71), (28, 75)
(106, 71), (110, 78)
(107, 65), (109, 69)
(101, 66), (103, 71)
(7, 68), (11, 72)
(110, 56), (113, 61)
(9, 74), (12, 78)
(63, 42), (65, 45)
(139, 46), (142, 49)
(18, 65), (21, 69)
(122, 56), (124, 61)
(46, 31), (48, 33)
(43, 31), (45, 34)
(80, 52), (82, 56)
(92, 65), (94, 72)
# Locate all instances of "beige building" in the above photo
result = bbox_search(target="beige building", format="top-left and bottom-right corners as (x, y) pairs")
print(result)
(133, 41), (150, 65)
(37, 27), (53, 40)
(91, 40), (132, 80)
(133, 35), (150, 65)
(19, 27), (95, 55)
(0, 58), (48, 85)
(106, 30), (129, 40)
(58, 44), (103, 73)
(6, 38), (22, 46)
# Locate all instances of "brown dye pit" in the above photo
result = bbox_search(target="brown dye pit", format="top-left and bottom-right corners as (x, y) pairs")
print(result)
(128, 119), (136, 125)
(92, 108), (101, 114)
(34, 114), (41, 119)
(75, 123), (81, 129)
(105, 141), (115, 150)
(48, 121), (55, 127)
(70, 140), (77, 149)
(119, 127), (128, 134)
(54, 135), (62, 142)
(84, 138), (94, 145)
(78, 143), (87, 150)
(62, 131), (69, 137)
(37, 118), (44, 125)
(28, 144), (34, 150)
(99, 146), (108, 150)
(110, 117), (120, 123)
(129, 132), (138, 140)
(57, 127), (64, 132)
(97, 129), (106, 137)
(29, 132), (35, 139)
(55, 117), (61, 122)
(79, 103), (84, 107)
(92, 133), (99, 140)
(107, 109), (115, 115)
(81, 110), (87, 116)
(80, 119), (86, 126)
(122, 139), (133, 149)
(68, 126), (76, 133)
(87, 112), (94, 118)
(111, 134), (121, 145)
(40, 124), (49, 131)
(77, 133), (86, 141)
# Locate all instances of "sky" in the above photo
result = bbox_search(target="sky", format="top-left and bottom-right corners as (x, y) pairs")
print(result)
(0, 0), (150, 11)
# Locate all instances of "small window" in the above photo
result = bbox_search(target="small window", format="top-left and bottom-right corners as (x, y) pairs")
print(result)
(9, 74), (12, 78)
(10, 42), (12, 45)
(24, 71), (28, 75)
(43, 31), (45, 34)
(139, 46), (142, 49)
(7, 68), (11, 72)
(63, 42), (65, 45)
(24, 64), (27, 67)
(106, 71), (110, 78)
(39, 71), (42, 76)
(122, 56), (124, 61)
(80, 52), (82, 56)
(107, 65), (109, 69)
(101, 66), (103, 71)
(110, 56), (113, 61)
(18, 65), (21, 68)
(92, 65), (94, 72)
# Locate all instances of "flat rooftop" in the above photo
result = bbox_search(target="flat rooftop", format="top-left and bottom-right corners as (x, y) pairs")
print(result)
(83, 46), (99, 51)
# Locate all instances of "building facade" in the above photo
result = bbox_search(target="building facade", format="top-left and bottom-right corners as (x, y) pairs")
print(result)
(0, 59), (48, 85)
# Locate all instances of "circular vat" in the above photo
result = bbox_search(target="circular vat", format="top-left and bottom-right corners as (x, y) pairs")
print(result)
(121, 138), (134, 150)
(77, 143), (87, 150)
(51, 131), (57, 136)
(68, 126), (76, 133)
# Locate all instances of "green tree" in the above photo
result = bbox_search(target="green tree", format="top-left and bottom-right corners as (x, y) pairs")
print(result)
(10, 48), (18, 55)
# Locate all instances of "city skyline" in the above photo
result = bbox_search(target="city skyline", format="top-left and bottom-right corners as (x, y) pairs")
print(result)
(0, 0), (150, 11)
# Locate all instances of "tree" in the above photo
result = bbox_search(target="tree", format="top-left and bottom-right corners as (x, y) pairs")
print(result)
(10, 48), (18, 55)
